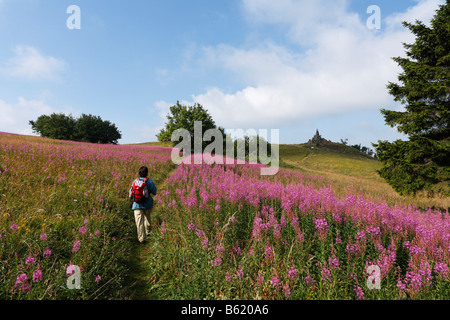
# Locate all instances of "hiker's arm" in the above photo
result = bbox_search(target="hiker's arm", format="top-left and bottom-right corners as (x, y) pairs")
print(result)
(148, 179), (157, 196)
(128, 185), (133, 199)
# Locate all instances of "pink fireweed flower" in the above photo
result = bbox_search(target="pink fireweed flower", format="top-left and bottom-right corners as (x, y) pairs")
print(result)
(346, 244), (361, 257)
(408, 245), (425, 257)
(332, 212), (343, 224)
(212, 257), (222, 267)
(216, 244), (225, 255)
(186, 197), (198, 208)
(201, 239), (209, 249)
(95, 275), (101, 282)
(284, 284), (291, 297)
(328, 256), (340, 269)
(304, 274), (314, 288)
(287, 266), (298, 282)
(354, 285), (365, 300)
(434, 263), (449, 278)
(313, 217), (328, 230)
(268, 214), (277, 228)
(43, 248), (51, 258)
(236, 269), (244, 282)
(419, 262), (433, 287)
(225, 272), (232, 282)
(404, 271), (423, 298)
(297, 231), (304, 243)
(280, 215), (287, 228)
(270, 275), (281, 291)
(366, 226), (381, 238)
(40, 233), (47, 241)
(15, 273), (31, 292)
(348, 273), (358, 282)
(196, 229), (204, 238)
(252, 216), (264, 240)
(313, 217), (329, 240)
(94, 230), (100, 236)
(396, 279), (406, 291)
(25, 255), (35, 266)
(72, 240), (81, 253)
(321, 268), (332, 282)
(401, 262), (433, 298)
(291, 216), (299, 230)
(234, 246), (241, 255)
(373, 246), (396, 279)
(10, 223), (18, 231)
(79, 226), (87, 236)
(188, 223), (195, 233)
(33, 269), (43, 282)
(356, 231), (366, 242)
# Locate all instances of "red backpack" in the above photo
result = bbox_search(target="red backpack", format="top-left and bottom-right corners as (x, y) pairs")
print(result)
(130, 178), (149, 203)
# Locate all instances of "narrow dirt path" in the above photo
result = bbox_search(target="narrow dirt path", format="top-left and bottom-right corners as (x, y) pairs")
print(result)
(125, 165), (178, 300)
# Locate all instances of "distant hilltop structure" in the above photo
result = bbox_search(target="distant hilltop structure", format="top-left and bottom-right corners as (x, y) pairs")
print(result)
(307, 129), (331, 147)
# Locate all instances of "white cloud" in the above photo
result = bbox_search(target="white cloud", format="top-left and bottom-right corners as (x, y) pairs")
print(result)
(2, 46), (67, 80)
(0, 97), (76, 135)
(185, 0), (443, 130)
(385, 0), (444, 30)
(241, 0), (352, 45)
(154, 100), (172, 119)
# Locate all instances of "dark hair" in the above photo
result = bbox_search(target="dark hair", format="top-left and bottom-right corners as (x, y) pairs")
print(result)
(138, 166), (148, 178)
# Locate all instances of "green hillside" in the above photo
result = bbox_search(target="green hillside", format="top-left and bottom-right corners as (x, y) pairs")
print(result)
(279, 143), (379, 179)
(141, 139), (448, 209)
(278, 143), (448, 209)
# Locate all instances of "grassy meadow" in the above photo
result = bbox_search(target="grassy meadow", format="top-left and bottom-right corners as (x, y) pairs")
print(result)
(278, 144), (449, 210)
(0, 132), (174, 299)
(0, 132), (449, 300)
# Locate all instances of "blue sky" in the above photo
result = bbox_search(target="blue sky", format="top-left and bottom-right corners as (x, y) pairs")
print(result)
(0, 0), (445, 147)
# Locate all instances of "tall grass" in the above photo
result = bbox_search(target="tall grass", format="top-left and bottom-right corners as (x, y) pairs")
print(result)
(0, 133), (174, 299)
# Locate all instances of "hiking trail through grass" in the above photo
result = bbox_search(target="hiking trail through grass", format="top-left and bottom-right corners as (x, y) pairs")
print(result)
(125, 165), (177, 300)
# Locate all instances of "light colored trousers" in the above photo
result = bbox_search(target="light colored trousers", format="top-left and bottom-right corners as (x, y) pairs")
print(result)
(134, 208), (152, 242)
